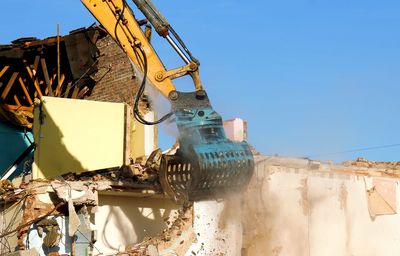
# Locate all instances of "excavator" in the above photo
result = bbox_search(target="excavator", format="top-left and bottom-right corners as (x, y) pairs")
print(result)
(81, 0), (254, 203)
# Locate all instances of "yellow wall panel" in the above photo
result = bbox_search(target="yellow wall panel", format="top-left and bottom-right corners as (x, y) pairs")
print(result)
(33, 97), (125, 179)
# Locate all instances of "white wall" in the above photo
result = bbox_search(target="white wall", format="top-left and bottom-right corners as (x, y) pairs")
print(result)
(94, 194), (179, 255)
(242, 156), (400, 256)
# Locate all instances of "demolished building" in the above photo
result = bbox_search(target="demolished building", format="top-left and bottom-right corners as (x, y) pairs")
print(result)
(1, 28), (400, 256)
(0, 27), (171, 255)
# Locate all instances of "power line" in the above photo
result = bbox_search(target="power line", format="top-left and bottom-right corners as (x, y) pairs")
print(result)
(308, 143), (400, 158)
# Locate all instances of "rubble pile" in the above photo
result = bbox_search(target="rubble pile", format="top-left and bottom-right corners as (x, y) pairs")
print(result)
(343, 157), (400, 170)
(0, 159), (185, 255)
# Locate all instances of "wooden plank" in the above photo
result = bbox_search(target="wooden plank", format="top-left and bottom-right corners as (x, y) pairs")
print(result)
(2, 104), (33, 111)
(0, 66), (9, 78)
(59, 74), (65, 96)
(71, 86), (79, 99)
(55, 73), (65, 97)
(40, 58), (54, 96)
(33, 55), (40, 71)
(49, 73), (57, 85)
(13, 95), (21, 106)
(63, 82), (72, 98)
(1, 72), (18, 101)
(77, 86), (89, 99)
(18, 77), (33, 106)
(24, 63), (43, 98)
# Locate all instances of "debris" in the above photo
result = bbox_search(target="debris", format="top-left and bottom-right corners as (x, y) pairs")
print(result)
(68, 198), (80, 237)
(343, 157), (400, 170)
(0, 27), (106, 128)
(365, 177), (397, 218)
(146, 245), (158, 256)
(2, 248), (39, 256)
(40, 218), (61, 248)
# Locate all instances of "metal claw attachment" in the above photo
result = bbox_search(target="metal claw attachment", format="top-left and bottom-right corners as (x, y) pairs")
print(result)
(159, 91), (254, 203)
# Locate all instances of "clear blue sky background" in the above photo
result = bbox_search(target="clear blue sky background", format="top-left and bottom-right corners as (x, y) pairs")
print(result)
(1, 0), (399, 162)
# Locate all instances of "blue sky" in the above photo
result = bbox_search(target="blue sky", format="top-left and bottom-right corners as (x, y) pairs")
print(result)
(1, 0), (399, 162)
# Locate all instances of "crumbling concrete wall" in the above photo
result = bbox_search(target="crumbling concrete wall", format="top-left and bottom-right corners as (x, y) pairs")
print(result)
(186, 200), (243, 256)
(241, 156), (400, 256)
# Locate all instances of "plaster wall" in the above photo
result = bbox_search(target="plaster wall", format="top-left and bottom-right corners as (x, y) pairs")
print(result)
(94, 194), (179, 255)
(242, 156), (400, 256)
(32, 97), (125, 179)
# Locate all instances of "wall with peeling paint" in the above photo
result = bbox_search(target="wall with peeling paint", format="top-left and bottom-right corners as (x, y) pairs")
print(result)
(242, 156), (400, 256)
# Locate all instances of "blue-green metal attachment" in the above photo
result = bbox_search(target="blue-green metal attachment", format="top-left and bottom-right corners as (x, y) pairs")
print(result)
(160, 91), (254, 202)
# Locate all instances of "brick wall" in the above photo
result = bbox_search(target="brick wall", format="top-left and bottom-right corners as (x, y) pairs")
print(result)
(86, 35), (138, 105)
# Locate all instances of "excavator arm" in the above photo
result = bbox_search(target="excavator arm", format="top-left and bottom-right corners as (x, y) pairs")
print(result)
(81, 0), (254, 203)
(81, 0), (202, 97)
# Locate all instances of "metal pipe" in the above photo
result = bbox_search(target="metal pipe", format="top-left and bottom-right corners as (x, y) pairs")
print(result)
(166, 35), (190, 64)
(131, 0), (169, 37)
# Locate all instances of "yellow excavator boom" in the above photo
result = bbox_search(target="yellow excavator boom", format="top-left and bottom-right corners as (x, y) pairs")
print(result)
(81, 0), (254, 203)
(82, 0), (202, 98)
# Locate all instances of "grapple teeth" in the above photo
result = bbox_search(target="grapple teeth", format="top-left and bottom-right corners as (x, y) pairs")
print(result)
(160, 91), (255, 203)
(160, 143), (254, 203)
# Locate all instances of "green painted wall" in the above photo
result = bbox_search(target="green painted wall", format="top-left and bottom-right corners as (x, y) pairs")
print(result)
(0, 122), (33, 178)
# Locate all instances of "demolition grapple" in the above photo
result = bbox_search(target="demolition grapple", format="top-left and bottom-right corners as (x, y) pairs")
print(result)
(81, 0), (254, 202)
(160, 91), (254, 203)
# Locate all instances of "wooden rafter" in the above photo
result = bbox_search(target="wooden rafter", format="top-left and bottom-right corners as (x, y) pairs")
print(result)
(64, 82), (72, 98)
(13, 95), (21, 106)
(18, 77), (33, 106)
(24, 62), (43, 98)
(71, 85), (79, 99)
(77, 86), (89, 99)
(33, 55), (40, 71)
(0, 27), (104, 128)
(0, 66), (9, 78)
(55, 74), (65, 97)
(2, 104), (33, 111)
(1, 72), (19, 101)
(40, 58), (54, 96)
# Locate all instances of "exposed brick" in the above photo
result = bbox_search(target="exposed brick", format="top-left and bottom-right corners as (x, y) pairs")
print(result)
(85, 36), (139, 106)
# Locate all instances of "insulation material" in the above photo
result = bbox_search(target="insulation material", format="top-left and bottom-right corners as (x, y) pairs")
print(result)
(32, 97), (126, 179)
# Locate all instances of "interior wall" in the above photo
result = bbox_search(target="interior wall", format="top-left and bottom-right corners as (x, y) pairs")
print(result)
(0, 122), (33, 178)
(32, 97), (126, 179)
(95, 194), (179, 255)
(130, 111), (156, 159)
